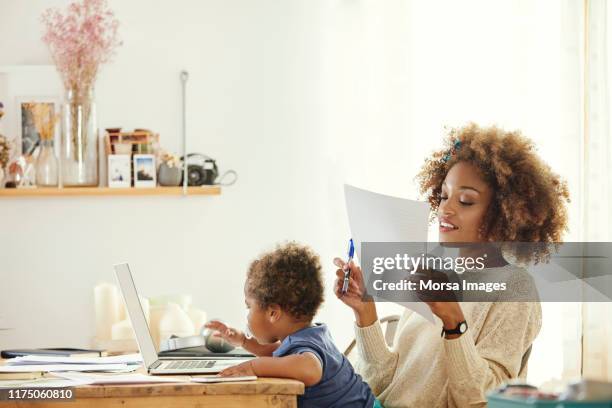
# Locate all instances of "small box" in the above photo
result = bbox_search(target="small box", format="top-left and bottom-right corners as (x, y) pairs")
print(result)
(108, 155), (131, 188)
(133, 154), (156, 188)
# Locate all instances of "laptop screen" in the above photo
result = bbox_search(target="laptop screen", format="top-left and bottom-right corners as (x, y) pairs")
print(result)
(114, 263), (159, 368)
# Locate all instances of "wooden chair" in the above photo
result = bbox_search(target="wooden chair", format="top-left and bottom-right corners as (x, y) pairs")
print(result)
(518, 344), (533, 378)
(343, 315), (401, 359)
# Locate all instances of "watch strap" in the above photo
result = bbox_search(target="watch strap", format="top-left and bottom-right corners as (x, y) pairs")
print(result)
(441, 320), (468, 337)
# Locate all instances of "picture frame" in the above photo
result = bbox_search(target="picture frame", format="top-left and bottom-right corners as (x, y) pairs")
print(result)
(107, 154), (131, 188)
(133, 154), (156, 188)
(17, 97), (60, 156)
(0, 66), (63, 158)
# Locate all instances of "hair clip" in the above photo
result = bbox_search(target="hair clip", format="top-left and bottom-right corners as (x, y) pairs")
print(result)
(441, 139), (461, 163)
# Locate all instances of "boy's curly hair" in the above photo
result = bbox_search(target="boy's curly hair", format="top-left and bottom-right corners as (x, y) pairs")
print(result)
(246, 242), (324, 321)
(416, 123), (570, 263)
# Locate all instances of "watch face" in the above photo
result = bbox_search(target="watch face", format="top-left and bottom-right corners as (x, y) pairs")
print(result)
(459, 322), (468, 333)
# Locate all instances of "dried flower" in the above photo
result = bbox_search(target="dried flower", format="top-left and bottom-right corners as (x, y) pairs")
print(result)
(0, 135), (10, 169)
(41, 0), (121, 161)
(41, 0), (122, 99)
(0, 102), (7, 168)
(23, 103), (59, 142)
(160, 151), (182, 168)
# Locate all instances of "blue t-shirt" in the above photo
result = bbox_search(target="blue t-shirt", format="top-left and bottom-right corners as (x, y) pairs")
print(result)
(273, 323), (376, 408)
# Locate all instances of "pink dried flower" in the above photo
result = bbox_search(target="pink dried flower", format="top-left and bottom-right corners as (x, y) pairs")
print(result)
(41, 0), (122, 98)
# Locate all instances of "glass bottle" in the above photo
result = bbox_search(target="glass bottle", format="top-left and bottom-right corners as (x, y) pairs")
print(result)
(35, 139), (58, 187)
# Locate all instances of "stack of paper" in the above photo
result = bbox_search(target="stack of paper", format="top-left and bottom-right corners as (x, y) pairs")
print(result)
(7, 353), (142, 365)
(0, 377), (91, 389)
(53, 372), (190, 385)
(52, 372), (257, 385)
(1, 353), (142, 374)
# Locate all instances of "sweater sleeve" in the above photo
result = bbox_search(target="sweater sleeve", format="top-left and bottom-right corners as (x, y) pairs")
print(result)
(352, 320), (399, 395)
(444, 301), (542, 407)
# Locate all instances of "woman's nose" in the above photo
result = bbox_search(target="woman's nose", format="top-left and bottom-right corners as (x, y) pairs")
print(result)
(439, 198), (455, 215)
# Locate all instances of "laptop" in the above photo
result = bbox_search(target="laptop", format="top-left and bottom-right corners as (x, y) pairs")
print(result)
(114, 263), (253, 374)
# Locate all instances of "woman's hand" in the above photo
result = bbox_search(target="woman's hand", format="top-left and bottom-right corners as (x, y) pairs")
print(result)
(408, 269), (466, 337)
(204, 320), (246, 347)
(333, 258), (378, 327)
(333, 258), (366, 310)
(425, 301), (465, 336)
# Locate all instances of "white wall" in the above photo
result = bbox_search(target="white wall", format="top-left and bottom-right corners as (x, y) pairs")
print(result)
(0, 0), (362, 350)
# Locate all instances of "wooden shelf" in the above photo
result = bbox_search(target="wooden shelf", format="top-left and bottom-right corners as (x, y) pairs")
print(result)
(0, 186), (221, 197)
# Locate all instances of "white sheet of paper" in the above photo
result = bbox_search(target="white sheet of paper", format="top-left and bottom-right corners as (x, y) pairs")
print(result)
(0, 363), (137, 373)
(8, 353), (142, 366)
(190, 375), (257, 383)
(53, 372), (191, 385)
(0, 377), (91, 388)
(344, 184), (434, 322)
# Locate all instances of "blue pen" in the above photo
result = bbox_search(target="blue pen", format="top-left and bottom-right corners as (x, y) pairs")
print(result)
(341, 239), (355, 295)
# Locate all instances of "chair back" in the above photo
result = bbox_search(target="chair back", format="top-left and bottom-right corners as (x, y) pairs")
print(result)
(343, 314), (401, 358)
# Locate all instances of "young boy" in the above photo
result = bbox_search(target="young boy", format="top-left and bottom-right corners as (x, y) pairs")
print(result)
(205, 242), (379, 408)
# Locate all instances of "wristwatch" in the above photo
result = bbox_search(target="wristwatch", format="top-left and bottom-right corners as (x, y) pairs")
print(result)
(441, 320), (468, 338)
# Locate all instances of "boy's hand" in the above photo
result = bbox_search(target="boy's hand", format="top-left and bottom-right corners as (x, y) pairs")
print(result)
(205, 320), (246, 347)
(219, 360), (256, 377)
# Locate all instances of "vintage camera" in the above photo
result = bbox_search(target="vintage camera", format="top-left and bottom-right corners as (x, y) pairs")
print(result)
(181, 153), (219, 186)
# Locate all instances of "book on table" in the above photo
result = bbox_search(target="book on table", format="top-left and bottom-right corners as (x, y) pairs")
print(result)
(1, 348), (107, 359)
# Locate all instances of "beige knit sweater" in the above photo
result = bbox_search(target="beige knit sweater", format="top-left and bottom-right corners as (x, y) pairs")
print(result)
(353, 265), (542, 408)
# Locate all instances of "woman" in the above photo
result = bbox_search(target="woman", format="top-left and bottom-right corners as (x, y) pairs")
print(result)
(334, 123), (570, 407)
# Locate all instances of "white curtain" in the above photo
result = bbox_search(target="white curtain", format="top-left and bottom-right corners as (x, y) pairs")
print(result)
(580, 0), (612, 382)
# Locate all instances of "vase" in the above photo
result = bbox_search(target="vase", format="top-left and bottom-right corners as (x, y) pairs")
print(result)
(61, 88), (98, 186)
(158, 163), (182, 186)
(35, 139), (58, 187)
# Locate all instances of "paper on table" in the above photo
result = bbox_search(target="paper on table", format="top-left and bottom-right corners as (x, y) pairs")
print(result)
(52, 372), (191, 385)
(0, 364), (137, 373)
(7, 353), (142, 365)
(190, 375), (257, 383)
(344, 184), (434, 322)
(0, 377), (91, 388)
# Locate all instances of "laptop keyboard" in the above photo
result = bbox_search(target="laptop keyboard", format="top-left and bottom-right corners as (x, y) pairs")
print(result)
(165, 360), (216, 370)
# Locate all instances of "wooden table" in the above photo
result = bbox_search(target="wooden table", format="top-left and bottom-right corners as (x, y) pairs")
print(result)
(4, 377), (304, 407)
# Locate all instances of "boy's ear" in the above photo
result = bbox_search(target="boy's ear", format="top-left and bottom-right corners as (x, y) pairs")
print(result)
(267, 304), (282, 323)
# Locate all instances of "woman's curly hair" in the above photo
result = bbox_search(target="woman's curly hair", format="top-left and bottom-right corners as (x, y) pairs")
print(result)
(246, 242), (324, 321)
(416, 123), (570, 263)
